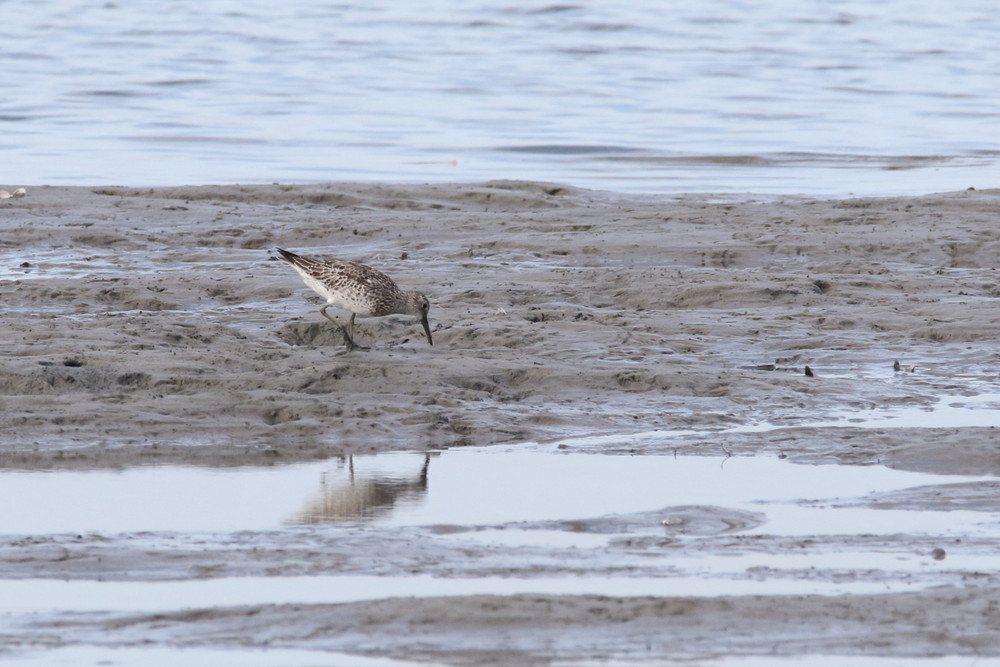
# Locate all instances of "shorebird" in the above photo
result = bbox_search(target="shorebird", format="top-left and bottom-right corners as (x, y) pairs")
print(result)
(275, 248), (433, 350)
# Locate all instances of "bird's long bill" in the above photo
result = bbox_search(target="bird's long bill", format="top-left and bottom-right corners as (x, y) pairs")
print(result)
(421, 313), (433, 346)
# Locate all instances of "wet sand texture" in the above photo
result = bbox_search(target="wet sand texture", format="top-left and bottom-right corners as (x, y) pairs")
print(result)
(2, 182), (1000, 662)
(2, 182), (998, 468)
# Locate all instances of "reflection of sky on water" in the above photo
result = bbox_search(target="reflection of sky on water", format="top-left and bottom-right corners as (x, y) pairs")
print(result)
(554, 393), (1000, 448)
(0, 573), (929, 616)
(0, 428), (995, 536)
(3, 1), (1000, 193)
(2, 645), (420, 667)
(1, 407), (999, 653)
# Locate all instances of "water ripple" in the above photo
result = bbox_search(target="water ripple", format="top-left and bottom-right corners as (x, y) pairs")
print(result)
(0, 0), (998, 193)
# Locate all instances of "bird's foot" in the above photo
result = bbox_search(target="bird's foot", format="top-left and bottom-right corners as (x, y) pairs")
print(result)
(342, 333), (370, 352)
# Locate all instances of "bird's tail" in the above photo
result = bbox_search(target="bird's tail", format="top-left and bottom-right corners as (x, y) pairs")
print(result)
(275, 247), (298, 264)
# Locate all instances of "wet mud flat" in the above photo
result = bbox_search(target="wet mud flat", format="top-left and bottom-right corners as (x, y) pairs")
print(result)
(1, 182), (1000, 663)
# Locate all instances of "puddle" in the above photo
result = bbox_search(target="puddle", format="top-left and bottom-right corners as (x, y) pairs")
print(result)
(637, 659), (1000, 667)
(2, 433), (999, 661)
(552, 392), (1000, 449)
(0, 249), (149, 282)
(0, 446), (997, 594)
(761, 392), (1000, 431)
(0, 574), (925, 616)
(832, 392), (1000, 429)
(0, 448), (992, 536)
(3, 652), (996, 667)
(0, 646), (419, 667)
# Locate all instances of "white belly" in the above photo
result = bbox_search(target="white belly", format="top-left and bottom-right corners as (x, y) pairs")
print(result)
(303, 274), (376, 316)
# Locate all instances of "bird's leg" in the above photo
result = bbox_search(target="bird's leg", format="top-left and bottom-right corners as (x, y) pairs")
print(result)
(345, 312), (370, 350)
(320, 305), (357, 350)
(319, 306), (368, 351)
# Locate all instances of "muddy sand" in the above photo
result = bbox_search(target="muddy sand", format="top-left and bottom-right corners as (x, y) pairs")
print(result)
(1, 181), (999, 663)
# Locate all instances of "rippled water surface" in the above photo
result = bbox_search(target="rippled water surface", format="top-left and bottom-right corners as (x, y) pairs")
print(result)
(3, 0), (999, 194)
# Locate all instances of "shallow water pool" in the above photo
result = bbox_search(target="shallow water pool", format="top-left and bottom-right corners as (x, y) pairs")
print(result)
(3, 416), (1000, 664)
(0, 445), (991, 536)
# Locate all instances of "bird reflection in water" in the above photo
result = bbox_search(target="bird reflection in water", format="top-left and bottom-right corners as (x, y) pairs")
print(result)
(290, 453), (431, 524)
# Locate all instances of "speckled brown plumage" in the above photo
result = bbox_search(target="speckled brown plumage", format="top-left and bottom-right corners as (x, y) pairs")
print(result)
(276, 248), (432, 350)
